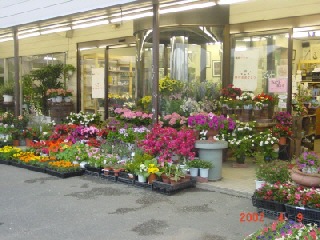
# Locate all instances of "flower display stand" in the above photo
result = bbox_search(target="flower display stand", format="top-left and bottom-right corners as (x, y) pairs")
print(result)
(117, 172), (135, 185)
(152, 178), (196, 195)
(46, 169), (84, 178)
(195, 140), (228, 181)
(285, 204), (320, 225)
(251, 195), (286, 220)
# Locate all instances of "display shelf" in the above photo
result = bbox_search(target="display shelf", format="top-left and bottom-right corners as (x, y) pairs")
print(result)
(290, 114), (316, 157)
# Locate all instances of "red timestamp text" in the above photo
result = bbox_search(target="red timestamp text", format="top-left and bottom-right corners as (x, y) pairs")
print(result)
(240, 212), (264, 223)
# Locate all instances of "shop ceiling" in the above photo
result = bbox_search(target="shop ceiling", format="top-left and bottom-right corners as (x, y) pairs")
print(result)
(0, 0), (248, 42)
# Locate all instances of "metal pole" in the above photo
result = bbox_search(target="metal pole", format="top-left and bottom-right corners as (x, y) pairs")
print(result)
(287, 29), (293, 113)
(13, 27), (20, 116)
(76, 43), (81, 113)
(104, 46), (109, 120)
(152, 2), (159, 125)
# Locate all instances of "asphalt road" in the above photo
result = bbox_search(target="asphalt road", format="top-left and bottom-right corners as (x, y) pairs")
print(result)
(0, 165), (272, 240)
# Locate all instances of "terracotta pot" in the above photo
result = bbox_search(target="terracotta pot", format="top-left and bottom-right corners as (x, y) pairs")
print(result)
(161, 174), (170, 184)
(279, 137), (287, 145)
(12, 140), (20, 146)
(25, 138), (33, 147)
(148, 173), (157, 184)
(291, 167), (320, 187)
(207, 128), (218, 140)
(113, 169), (121, 176)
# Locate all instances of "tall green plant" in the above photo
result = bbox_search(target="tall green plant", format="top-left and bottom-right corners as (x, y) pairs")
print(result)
(29, 64), (64, 115)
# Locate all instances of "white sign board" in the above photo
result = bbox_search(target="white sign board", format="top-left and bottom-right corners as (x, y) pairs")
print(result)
(92, 68), (104, 98)
(233, 49), (259, 91)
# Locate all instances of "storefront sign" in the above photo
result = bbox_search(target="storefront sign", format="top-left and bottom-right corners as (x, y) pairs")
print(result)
(92, 68), (104, 98)
(233, 49), (259, 91)
(268, 78), (287, 93)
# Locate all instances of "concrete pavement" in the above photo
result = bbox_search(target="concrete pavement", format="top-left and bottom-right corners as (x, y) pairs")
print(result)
(0, 164), (272, 240)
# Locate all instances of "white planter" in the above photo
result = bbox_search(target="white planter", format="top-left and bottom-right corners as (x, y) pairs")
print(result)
(138, 174), (146, 183)
(51, 97), (57, 103)
(64, 96), (72, 102)
(56, 96), (63, 103)
(80, 162), (88, 169)
(255, 180), (266, 190)
(189, 167), (199, 177)
(3, 95), (13, 103)
(199, 168), (209, 178)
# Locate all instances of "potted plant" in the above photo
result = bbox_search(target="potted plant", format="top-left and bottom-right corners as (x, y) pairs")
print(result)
(227, 121), (256, 164)
(291, 152), (320, 187)
(188, 113), (236, 140)
(186, 159), (202, 177)
(198, 160), (213, 178)
(255, 160), (291, 189)
(255, 129), (279, 161)
(1, 82), (14, 103)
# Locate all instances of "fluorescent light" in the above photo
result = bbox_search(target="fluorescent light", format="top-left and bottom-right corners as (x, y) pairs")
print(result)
(200, 26), (217, 43)
(111, 12), (153, 23)
(235, 47), (248, 51)
(293, 32), (309, 38)
(79, 47), (97, 51)
(41, 27), (71, 35)
(0, 37), (13, 42)
(19, 28), (40, 35)
(44, 57), (57, 60)
(160, 0), (198, 8)
(218, 0), (248, 4)
(72, 20), (109, 29)
(109, 44), (129, 49)
(73, 16), (107, 25)
(160, 2), (215, 14)
(112, 7), (153, 17)
(18, 32), (40, 39)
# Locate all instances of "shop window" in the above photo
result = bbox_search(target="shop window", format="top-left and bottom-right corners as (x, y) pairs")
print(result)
(231, 33), (289, 109)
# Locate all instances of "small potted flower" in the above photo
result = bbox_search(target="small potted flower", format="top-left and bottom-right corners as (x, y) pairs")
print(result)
(255, 129), (279, 161)
(272, 124), (292, 145)
(64, 89), (73, 102)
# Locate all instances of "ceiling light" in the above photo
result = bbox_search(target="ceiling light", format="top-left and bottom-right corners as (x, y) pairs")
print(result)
(79, 47), (97, 51)
(160, 2), (215, 14)
(41, 27), (71, 35)
(112, 7), (153, 17)
(111, 12), (153, 23)
(72, 20), (109, 29)
(293, 32), (309, 38)
(0, 37), (13, 42)
(44, 56), (57, 60)
(73, 16), (107, 25)
(18, 32), (40, 39)
(18, 28), (40, 35)
(160, 0), (198, 8)
(218, 0), (248, 4)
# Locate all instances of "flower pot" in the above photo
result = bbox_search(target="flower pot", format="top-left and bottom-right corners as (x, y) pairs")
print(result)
(3, 95), (13, 103)
(161, 174), (170, 184)
(199, 168), (209, 178)
(25, 138), (33, 147)
(291, 167), (320, 187)
(64, 96), (71, 102)
(278, 137), (287, 145)
(55, 96), (63, 103)
(236, 155), (245, 164)
(12, 140), (20, 146)
(148, 173), (157, 184)
(138, 174), (146, 183)
(189, 167), (199, 177)
(207, 128), (218, 140)
(255, 180), (266, 190)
